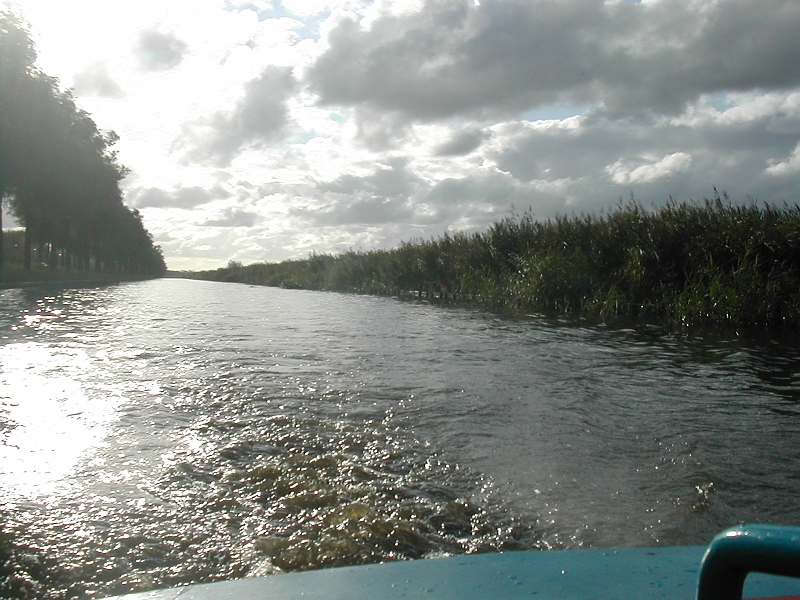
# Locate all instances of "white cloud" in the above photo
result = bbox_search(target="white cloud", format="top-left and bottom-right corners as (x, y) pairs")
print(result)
(128, 184), (231, 209)
(282, 0), (335, 17)
(72, 63), (125, 99)
(203, 207), (259, 227)
(134, 29), (189, 71)
(179, 66), (297, 166)
(228, 0), (274, 12)
(607, 152), (693, 184)
(766, 143), (800, 176)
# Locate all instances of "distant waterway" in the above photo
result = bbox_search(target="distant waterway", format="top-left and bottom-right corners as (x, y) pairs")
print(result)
(1, 278), (799, 598)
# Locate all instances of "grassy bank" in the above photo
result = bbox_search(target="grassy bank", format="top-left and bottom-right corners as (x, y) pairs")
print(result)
(193, 195), (800, 329)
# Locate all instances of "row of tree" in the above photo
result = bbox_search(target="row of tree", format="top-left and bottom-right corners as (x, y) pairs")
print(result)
(0, 10), (166, 277)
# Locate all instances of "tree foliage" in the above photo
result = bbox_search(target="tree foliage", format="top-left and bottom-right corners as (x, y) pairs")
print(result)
(0, 10), (165, 276)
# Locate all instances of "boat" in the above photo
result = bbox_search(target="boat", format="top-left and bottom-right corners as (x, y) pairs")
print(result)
(108, 524), (800, 599)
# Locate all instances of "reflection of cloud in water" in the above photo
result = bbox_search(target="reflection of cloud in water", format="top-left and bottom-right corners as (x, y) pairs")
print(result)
(0, 343), (121, 498)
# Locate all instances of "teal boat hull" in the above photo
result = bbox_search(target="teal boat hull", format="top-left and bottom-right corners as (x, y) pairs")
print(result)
(108, 545), (800, 600)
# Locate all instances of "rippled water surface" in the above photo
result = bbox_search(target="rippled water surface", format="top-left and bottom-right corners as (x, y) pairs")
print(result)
(1, 279), (800, 598)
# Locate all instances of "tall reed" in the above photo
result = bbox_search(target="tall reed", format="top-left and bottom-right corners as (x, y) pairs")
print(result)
(194, 194), (800, 328)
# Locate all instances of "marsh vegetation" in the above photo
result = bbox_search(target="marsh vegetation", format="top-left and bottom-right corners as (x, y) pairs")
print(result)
(196, 195), (800, 329)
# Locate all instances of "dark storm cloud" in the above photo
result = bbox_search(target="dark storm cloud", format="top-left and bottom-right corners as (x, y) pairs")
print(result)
(181, 66), (296, 166)
(434, 127), (489, 156)
(306, 0), (800, 122)
(129, 185), (230, 208)
(72, 64), (125, 99)
(135, 29), (189, 71)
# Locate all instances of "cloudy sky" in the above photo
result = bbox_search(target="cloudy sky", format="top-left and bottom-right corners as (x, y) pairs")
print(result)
(7, 0), (800, 270)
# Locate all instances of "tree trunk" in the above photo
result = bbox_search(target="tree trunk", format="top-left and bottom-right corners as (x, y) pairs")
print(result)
(0, 191), (4, 276)
(48, 243), (57, 271)
(24, 228), (31, 271)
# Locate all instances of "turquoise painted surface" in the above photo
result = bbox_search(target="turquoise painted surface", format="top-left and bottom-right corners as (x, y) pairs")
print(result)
(108, 547), (800, 600)
(698, 525), (800, 600)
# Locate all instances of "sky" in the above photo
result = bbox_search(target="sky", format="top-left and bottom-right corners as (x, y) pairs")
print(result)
(5, 0), (800, 271)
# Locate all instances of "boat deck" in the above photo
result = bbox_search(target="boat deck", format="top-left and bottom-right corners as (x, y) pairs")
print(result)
(109, 546), (800, 600)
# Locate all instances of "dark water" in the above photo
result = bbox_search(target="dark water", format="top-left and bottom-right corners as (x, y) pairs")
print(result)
(1, 279), (799, 598)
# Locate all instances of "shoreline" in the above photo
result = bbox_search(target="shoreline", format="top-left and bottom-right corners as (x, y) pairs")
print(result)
(0, 273), (160, 289)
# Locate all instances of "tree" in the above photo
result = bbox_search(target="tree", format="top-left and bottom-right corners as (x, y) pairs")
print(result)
(0, 9), (166, 277)
(0, 9), (37, 272)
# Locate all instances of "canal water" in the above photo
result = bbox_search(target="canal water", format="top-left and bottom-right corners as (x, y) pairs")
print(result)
(1, 278), (799, 598)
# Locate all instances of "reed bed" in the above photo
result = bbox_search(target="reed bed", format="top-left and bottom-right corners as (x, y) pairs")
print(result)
(194, 194), (800, 328)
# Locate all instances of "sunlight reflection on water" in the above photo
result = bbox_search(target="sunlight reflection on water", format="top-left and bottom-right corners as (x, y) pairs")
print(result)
(0, 342), (121, 498)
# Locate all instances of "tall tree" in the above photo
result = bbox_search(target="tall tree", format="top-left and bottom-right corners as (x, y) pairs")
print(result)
(0, 9), (166, 278)
(0, 10), (37, 272)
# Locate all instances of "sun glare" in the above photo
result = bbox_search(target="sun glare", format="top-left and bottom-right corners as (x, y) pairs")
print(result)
(0, 343), (120, 498)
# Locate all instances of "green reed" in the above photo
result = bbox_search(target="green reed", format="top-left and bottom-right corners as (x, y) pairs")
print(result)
(195, 193), (800, 328)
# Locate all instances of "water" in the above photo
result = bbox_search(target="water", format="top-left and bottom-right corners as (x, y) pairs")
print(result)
(1, 279), (799, 598)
